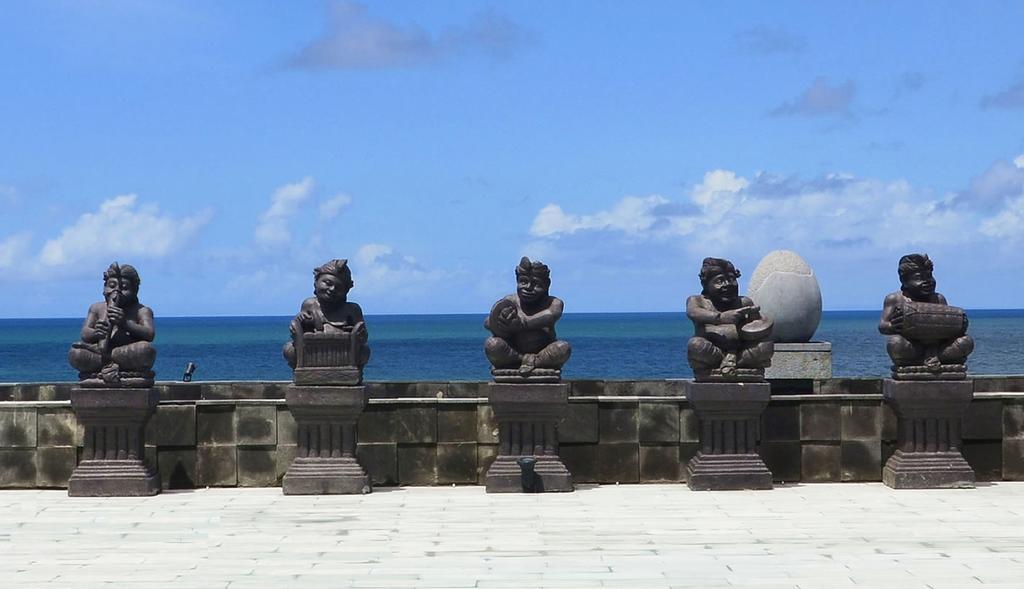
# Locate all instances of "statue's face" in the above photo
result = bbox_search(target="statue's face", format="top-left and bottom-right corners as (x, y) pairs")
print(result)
(517, 272), (549, 305)
(705, 271), (739, 305)
(103, 277), (137, 306)
(315, 273), (350, 305)
(902, 269), (936, 299)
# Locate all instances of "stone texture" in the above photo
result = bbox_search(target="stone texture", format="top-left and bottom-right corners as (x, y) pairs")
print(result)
(238, 448), (278, 487)
(476, 444), (498, 484)
(0, 449), (37, 487)
(762, 402), (800, 441)
(1004, 438), (1024, 480)
(356, 443), (398, 486)
(68, 387), (160, 497)
(0, 408), (37, 448)
(558, 444), (597, 483)
(761, 441), (801, 483)
(841, 403), (881, 440)
(437, 405), (477, 442)
(766, 342), (832, 379)
(841, 440), (882, 481)
(747, 249), (823, 343)
(1005, 403), (1024, 438)
(801, 443), (841, 482)
(277, 407), (296, 445)
(476, 404), (499, 444)
(596, 443), (639, 483)
(560, 402), (598, 443)
(196, 446), (237, 487)
(358, 406), (395, 443)
(37, 408), (77, 447)
(882, 379), (975, 489)
(962, 441), (1002, 481)
(147, 405), (196, 447)
(963, 399), (1002, 440)
(394, 406), (437, 444)
(484, 383), (573, 492)
(159, 449), (197, 489)
(639, 402), (680, 443)
(283, 386), (369, 495)
(598, 403), (638, 443)
(35, 446), (75, 487)
(398, 445), (437, 486)
(236, 406), (277, 446)
(800, 402), (841, 441)
(685, 382), (772, 490)
(197, 406), (236, 445)
(437, 442), (477, 484)
(639, 445), (680, 482)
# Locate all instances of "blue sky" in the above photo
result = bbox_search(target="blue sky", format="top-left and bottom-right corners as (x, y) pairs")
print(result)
(2, 1), (1024, 317)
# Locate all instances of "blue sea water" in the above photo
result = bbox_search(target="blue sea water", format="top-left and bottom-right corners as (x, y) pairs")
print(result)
(1, 311), (1023, 383)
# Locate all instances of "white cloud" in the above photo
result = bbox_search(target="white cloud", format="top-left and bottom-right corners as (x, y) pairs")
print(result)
(254, 177), (315, 246)
(1015, 154), (1024, 169)
(0, 232), (31, 269)
(354, 243), (443, 293)
(771, 77), (856, 118)
(319, 193), (352, 221)
(526, 159), (1024, 255)
(38, 195), (212, 267)
(288, 2), (532, 70)
(530, 196), (670, 238)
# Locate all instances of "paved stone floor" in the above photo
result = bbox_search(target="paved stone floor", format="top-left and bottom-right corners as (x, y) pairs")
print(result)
(1, 483), (1023, 588)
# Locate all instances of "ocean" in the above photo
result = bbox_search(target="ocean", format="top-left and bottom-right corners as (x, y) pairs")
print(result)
(1, 311), (1022, 383)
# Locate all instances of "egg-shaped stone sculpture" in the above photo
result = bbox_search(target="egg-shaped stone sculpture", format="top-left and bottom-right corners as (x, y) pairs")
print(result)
(747, 250), (822, 343)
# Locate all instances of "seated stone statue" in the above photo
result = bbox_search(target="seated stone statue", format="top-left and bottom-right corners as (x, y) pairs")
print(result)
(484, 257), (571, 382)
(687, 257), (774, 382)
(68, 262), (156, 387)
(283, 259), (370, 371)
(879, 254), (973, 379)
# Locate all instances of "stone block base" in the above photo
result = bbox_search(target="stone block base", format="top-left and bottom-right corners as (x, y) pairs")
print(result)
(685, 381), (773, 491)
(883, 451), (975, 489)
(283, 457), (370, 495)
(687, 453), (773, 491)
(68, 460), (160, 497)
(882, 379), (975, 490)
(766, 342), (832, 380)
(485, 456), (572, 493)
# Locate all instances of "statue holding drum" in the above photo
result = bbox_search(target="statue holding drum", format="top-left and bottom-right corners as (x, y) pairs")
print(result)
(686, 257), (774, 382)
(878, 253), (973, 380)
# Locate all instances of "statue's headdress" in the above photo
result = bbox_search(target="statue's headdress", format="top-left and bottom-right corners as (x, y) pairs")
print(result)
(103, 262), (140, 288)
(699, 257), (739, 287)
(313, 259), (354, 288)
(515, 256), (550, 284)
(898, 253), (933, 281)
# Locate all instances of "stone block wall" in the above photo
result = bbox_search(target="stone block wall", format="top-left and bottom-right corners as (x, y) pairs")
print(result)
(1, 377), (1023, 489)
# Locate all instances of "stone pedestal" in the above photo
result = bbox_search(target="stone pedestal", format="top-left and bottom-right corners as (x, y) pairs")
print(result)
(765, 342), (832, 380)
(68, 387), (160, 497)
(283, 385), (370, 495)
(685, 381), (773, 491)
(485, 383), (573, 493)
(882, 379), (975, 489)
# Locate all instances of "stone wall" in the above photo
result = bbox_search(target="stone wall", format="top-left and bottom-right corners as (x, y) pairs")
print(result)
(1, 378), (1023, 489)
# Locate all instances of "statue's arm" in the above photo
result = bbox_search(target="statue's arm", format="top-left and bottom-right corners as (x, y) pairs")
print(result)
(290, 299), (316, 335)
(523, 297), (563, 329)
(686, 295), (720, 324)
(878, 293), (901, 334)
(79, 303), (105, 343)
(936, 293), (949, 305)
(126, 306), (155, 342)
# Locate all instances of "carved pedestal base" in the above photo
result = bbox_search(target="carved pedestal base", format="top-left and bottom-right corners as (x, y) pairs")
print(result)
(485, 383), (573, 493)
(685, 382), (772, 491)
(283, 386), (370, 495)
(68, 388), (160, 497)
(882, 379), (975, 489)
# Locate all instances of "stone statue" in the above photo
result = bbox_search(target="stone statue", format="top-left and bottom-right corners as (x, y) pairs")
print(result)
(68, 262), (156, 387)
(879, 254), (973, 380)
(283, 259), (370, 380)
(686, 257), (774, 382)
(484, 257), (571, 382)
